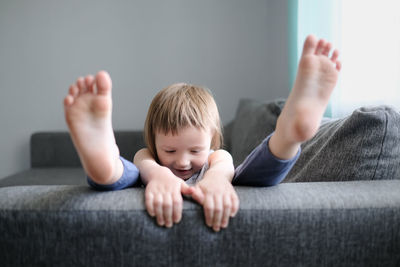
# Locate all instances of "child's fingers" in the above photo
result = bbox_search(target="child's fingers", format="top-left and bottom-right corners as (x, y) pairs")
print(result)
(180, 182), (194, 195)
(163, 194), (173, 228)
(154, 194), (165, 226)
(145, 191), (155, 217)
(203, 194), (214, 227)
(212, 195), (223, 232)
(230, 192), (240, 217)
(189, 186), (205, 205)
(221, 194), (232, 228)
(172, 193), (183, 223)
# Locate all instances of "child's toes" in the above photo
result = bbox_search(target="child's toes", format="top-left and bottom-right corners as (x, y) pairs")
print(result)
(335, 60), (342, 71)
(302, 35), (318, 56)
(84, 75), (95, 92)
(64, 95), (74, 107)
(315, 39), (326, 55)
(330, 49), (339, 63)
(95, 70), (112, 96)
(322, 42), (332, 56)
(76, 77), (86, 94)
(69, 84), (79, 98)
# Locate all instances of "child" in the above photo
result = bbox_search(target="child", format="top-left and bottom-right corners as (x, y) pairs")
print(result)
(133, 83), (238, 232)
(63, 35), (341, 232)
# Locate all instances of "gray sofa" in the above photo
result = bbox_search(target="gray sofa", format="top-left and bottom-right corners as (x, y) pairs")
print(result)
(1, 99), (400, 267)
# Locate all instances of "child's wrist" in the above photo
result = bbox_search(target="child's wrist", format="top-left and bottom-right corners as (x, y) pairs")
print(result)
(147, 166), (176, 182)
(203, 170), (232, 182)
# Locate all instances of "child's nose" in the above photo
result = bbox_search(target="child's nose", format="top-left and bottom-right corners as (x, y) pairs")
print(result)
(176, 156), (190, 168)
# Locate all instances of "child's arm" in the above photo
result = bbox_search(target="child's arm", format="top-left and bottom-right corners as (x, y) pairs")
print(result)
(233, 135), (300, 186)
(133, 149), (193, 228)
(190, 150), (239, 232)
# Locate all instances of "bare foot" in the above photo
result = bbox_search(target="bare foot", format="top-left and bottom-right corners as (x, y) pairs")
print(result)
(270, 35), (341, 159)
(64, 71), (123, 183)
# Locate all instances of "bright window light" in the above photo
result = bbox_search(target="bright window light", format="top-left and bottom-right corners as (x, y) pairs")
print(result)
(333, 0), (400, 117)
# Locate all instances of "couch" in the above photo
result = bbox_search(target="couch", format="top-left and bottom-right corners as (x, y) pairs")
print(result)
(1, 99), (399, 267)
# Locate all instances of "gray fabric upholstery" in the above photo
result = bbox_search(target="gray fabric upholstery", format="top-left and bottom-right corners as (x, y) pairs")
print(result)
(0, 168), (86, 187)
(229, 98), (400, 182)
(31, 131), (145, 167)
(286, 105), (400, 182)
(1, 181), (399, 267)
(231, 98), (285, 166)
(222, 120), (234, 152)
(1, 99), (400, 266)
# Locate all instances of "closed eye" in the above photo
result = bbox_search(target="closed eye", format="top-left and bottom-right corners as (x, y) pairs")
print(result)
(165, 150), (176, 153)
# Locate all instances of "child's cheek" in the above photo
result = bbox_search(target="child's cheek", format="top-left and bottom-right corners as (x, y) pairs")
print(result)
(194, 153), (209, 170)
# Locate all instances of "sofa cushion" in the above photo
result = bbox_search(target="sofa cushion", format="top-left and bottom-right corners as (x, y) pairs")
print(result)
(286, 105), (400, 182)
(0, 168), (86, 187)
(231, 98), (400, 182)
(231, 98), (285, 166)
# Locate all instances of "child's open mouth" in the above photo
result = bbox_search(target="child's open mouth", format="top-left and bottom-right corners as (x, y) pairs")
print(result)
(175, 169), (192, 179)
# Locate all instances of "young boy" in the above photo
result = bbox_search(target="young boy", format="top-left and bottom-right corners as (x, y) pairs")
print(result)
(63, 35), (341, 231)
(134, 83), (238, 232)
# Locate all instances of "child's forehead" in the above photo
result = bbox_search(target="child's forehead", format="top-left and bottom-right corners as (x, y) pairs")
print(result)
(155, 125), (212, 136)
(155, 126), (212, 144)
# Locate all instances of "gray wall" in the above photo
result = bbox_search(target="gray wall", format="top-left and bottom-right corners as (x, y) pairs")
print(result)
(0, 0), (290, 179)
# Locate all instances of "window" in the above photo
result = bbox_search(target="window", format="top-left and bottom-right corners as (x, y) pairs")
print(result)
(290, 0), (400, 117)
(335, 0), (400, 117)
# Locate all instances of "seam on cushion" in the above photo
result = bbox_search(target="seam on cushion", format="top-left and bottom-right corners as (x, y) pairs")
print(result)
(372, 110), (388, 180)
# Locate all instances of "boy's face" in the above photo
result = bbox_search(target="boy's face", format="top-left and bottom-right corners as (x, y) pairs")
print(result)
(155, 126), (212, 180)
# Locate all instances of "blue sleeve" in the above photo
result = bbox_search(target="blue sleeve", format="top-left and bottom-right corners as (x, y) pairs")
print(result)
(87, 156), (141, 191)
(232, 133), (300, 187)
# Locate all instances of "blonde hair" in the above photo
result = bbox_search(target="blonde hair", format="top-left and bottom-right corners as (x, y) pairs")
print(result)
(144, 83), (223, 160)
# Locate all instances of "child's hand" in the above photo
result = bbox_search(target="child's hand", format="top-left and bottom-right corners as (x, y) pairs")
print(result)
(190, 176), (239, 232)
(145, 167), (193, 228)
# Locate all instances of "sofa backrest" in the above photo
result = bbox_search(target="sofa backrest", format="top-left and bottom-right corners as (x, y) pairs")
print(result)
(30, 131), (145, 168)
(30, 127), (234, 168)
